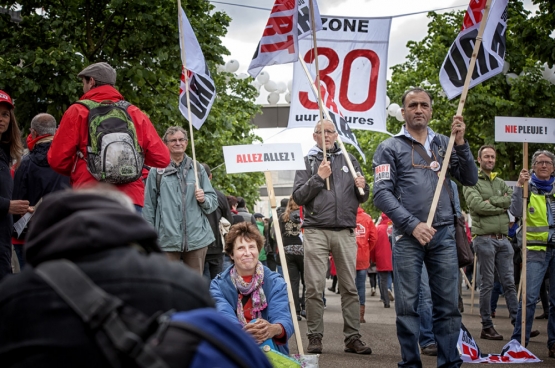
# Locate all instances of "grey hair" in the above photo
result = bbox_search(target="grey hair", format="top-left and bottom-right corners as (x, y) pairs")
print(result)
(163, 126), (188, 142)
(31, 113), (57, 136)
(531, 150), (555, 172)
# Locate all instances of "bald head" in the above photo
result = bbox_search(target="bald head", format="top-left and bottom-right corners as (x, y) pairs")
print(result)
(313, 120), (338, 150)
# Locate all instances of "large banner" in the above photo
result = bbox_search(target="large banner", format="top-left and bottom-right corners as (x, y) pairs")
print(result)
(439, 0), (508, 100)
(289, 16), (391, 134)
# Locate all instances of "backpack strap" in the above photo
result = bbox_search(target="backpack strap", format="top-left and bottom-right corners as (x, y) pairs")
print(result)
(36, 259), (169, 368)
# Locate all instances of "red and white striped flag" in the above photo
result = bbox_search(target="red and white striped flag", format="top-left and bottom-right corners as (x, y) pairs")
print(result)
(439, 0), (508, 100)
(178, 7), (216, 129)
(248, 0), (322, 78)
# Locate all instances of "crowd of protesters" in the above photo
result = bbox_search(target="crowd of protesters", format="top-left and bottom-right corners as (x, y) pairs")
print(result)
(0, 64), (554, 367)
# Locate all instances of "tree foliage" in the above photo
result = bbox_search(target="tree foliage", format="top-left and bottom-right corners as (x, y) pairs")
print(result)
(514, 0), (555, 66)
(352, 1), (555, 217)
(0, 0), (264, 204)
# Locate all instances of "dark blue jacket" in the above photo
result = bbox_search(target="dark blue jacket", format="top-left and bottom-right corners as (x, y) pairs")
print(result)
(210, 265), (293, 354)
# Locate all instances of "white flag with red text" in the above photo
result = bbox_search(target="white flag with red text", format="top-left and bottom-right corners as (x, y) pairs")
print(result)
(457, 323), (541, 363)
(178, 7), (216, 129)
(248, 0), (322, 78)
(439, 0), (508, 100)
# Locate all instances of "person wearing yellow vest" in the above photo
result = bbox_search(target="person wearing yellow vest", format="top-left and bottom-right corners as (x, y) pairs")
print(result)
(509, 150), (555, 359)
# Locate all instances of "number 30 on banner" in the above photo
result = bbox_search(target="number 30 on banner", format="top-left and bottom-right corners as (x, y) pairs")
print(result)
(299, 47), (380, 112)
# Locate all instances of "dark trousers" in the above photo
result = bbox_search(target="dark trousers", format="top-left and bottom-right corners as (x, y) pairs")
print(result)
(286, 253), (304, 314)
(203, 253), (223, 280)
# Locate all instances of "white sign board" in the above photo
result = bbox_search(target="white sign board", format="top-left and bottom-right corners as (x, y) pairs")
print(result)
(223, 143), (306, 174)
(495, 116), (555, 143)
(289, 16), (391, 134)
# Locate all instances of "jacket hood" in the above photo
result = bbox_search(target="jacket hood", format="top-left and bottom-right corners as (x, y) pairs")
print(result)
(381, 212), (390, 222)
(29, 142), (52, 167)
(80, 84), (124, 102)
(25, 190), (161, 267)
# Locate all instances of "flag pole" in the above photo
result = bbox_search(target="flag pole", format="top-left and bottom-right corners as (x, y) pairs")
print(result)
(426, 0), (493, 226)
(177, 0), (199, 189)
(521, 142), (529, 346)
(309, 0), (329, 190)
(299, 58), (365, 196)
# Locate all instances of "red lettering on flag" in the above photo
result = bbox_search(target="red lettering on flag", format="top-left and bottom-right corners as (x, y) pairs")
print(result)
(261, 36), (295, 54)
(462, 0), (487, 30)
(263, 16), (294, 36)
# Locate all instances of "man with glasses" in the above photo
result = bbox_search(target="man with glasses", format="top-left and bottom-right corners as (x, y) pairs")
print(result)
(510, 150), (555, 358)
(373, 87), (478, 367)
(143, 126), (217, 275)
(462, 145), (524, 341)
(293, 119), (371, 355)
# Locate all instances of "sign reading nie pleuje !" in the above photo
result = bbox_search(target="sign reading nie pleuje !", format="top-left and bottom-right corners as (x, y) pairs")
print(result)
(495, 117), (555, 143)
(223, 143), (306, 174)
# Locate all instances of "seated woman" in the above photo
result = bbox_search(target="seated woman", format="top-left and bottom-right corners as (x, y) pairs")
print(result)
(210, 222), (293, 354)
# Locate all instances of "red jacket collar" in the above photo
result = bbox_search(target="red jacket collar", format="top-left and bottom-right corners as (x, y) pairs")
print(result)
(80, 85), (124, 102)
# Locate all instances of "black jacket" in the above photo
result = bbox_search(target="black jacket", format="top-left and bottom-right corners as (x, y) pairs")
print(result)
(206, 188), (233, 255)
(0, 144), (13, 278)
(372, 134), (478, 236)
(293, 145), (369, 229)
(12, 141), (70, 239)
(0, 191), (214, 367)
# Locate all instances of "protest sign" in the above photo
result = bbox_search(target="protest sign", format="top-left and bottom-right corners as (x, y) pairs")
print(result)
(495, 116), (555, 143)
(223, 143), (305, 174)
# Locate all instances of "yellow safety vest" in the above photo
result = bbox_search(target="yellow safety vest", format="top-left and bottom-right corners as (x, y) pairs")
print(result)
(526, 191), (555, 251)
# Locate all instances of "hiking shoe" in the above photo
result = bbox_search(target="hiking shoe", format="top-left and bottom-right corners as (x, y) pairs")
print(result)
(481, 327), (503, 340)
(388, 289), (395, 301)
(345, 337), (372, 354)
(530, 330), (540, 338)
(421, 343), (438, 356)
(549, 344), (555, 358)
(307, 334), (323, 354)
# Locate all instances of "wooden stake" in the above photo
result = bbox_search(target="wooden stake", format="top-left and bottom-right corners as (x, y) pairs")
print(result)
(265, 171), (304, 355)
(308, 0), (329, 190)
(470, 253), (478, 314)
(426, 0), (493, 226)
(521, 142), (529, 346)
(177, 0), (199, 189)
(299, 58), (365, 196)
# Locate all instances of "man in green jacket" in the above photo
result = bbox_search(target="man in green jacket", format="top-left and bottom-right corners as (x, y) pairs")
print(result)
(463, 145), (519, 341)
(143, 126), (217, 275)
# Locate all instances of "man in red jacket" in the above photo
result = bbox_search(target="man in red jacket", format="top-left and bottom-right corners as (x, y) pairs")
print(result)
(48, 62), (170, 211)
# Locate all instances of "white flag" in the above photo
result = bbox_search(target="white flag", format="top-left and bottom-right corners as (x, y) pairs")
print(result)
(439, 0), (508, 100)
(178, 7), (216, 129)
(248, 0), (322, 78)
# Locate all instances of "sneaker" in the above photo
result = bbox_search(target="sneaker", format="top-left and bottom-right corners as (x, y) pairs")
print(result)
(388, 289), (395, 302)
(371, 287), (376, 296)
(344, 336), (372, 354)
(421, 343), (438, 356)
(307, 334), (323, 354)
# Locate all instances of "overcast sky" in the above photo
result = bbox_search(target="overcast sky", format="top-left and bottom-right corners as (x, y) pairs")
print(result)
(209, 0), (538, 153)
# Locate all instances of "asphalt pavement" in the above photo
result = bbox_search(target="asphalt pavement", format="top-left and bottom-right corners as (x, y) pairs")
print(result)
(287, 279), (553, 367)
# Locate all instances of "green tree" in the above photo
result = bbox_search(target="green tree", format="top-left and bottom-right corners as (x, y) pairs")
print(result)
(514, 0), (555, 66)
(355, 1), (555, 217)
(0, 0), (263, 204)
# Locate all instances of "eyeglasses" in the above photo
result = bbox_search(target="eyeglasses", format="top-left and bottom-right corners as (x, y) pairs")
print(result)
(411, 142), (439, 171)
(534, 161), (553, 167)
(167, 138), (187, 144)
(314, 130), (337, 135)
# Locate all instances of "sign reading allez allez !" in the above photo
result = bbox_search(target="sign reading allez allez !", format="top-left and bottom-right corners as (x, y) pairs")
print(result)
(289, 15), (391, 134)
(223, 143), (306, 174)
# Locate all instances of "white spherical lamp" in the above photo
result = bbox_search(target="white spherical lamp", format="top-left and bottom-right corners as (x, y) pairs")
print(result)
(387, 103), (400, 117)
(285, 92), (291, 104)
(225, 60), (239, 73)
(505, 73), (518, 85)
(395, 108), (404, 122)
(267, 92), (280, 105)
(257, 71), (270, 85)
(237, 73), (249, 80)
(287, 80), (293, 92)
(264, 80), (277, 93)
(276, 82), (287, 93)
(385, 95), (390, 108)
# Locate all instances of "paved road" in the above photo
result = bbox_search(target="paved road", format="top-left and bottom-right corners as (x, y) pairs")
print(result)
(288, 279), (553, 367)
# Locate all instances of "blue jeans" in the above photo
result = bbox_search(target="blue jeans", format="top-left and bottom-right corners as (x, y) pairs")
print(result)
(511, 248), (555, 350)
(393, 225), (462, 368)
(418, 265), (435, 349)
(356, 269), (367, 305)
(490, 280), (503, 313)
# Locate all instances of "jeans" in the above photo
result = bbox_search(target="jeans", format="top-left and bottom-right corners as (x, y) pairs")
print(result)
(490, 279), (504, 313)
(355, 269), (367, 305)
(511, 248), (555, 349)
(378, 271), (392, 307)
(393, 225), (462, 368)
(203, 253), (223, 280)
(474, 236), (518, 328)
(304, 228), (360, 341)
(368, 273), (376, 289)
(418, 265), (435, 349)
(286, 253), (304, 314)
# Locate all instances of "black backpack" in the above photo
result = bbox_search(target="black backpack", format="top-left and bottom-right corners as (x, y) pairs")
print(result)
(76, 100), (144, 184)
(35, 259), (272, 368)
